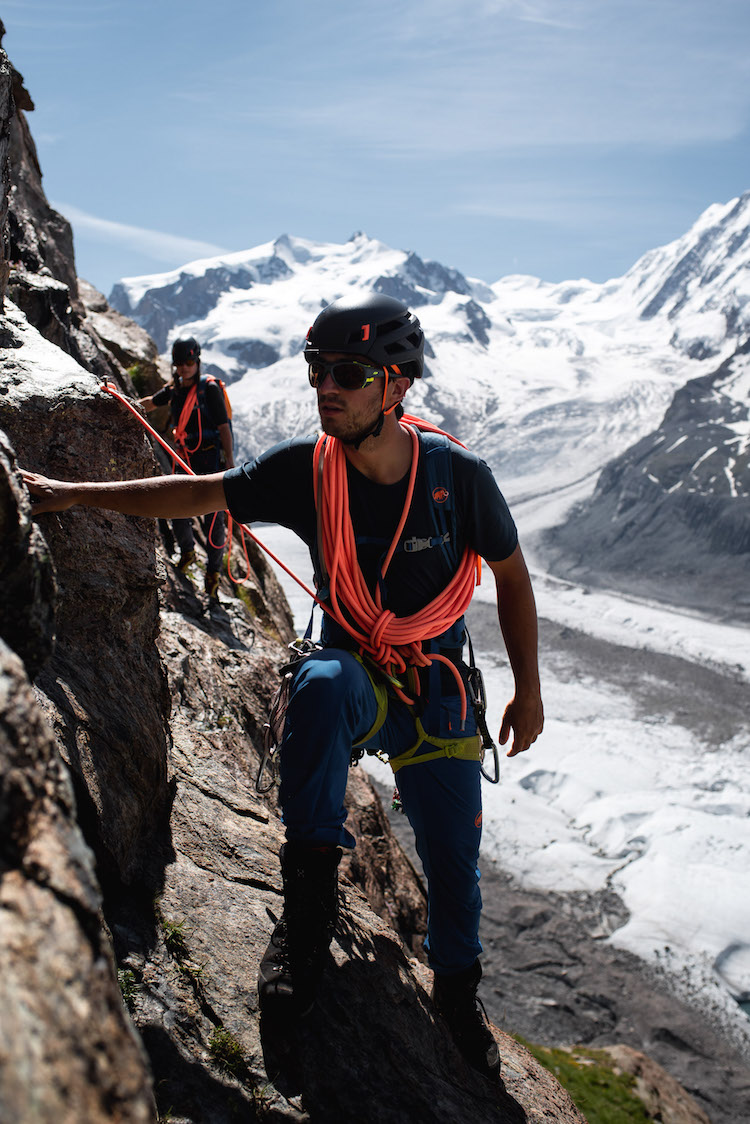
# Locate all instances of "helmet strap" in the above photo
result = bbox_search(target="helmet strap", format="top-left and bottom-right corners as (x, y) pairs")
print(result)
(345, 367), (401, 448)
(383, 365), (408, 416)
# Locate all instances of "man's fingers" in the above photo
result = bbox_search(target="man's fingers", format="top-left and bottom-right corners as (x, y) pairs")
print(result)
(20, 470), (72, 514)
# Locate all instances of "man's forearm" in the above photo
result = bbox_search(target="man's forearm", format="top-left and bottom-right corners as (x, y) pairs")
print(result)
(22, 470), (228, 519)
(497, 579), (541, 697)
(487, 546), (544, 754)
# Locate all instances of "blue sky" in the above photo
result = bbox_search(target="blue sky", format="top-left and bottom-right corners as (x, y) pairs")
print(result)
(4, 0), (749, 294)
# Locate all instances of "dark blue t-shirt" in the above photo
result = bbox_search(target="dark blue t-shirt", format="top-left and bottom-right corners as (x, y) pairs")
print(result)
(224, 433), (517, 620)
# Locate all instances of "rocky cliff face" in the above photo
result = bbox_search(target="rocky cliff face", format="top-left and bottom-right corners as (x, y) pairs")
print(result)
(544, 339), (750, 621)
(0, 30), (593, 1124)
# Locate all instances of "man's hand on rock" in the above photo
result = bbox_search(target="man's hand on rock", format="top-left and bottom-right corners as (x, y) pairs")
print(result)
(21, 470), (79, 514)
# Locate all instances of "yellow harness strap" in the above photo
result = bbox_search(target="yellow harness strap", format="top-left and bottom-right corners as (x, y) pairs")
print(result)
(351, 656), (484, 775)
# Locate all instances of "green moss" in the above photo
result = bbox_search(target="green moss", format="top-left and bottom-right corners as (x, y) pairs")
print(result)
(117, 967), (137, 1009)
(127, 364), (149, 396)
(234, 582), (258, 619)
(159, 914), (190, 961)
(208, 1026), (245, 1076)
(515, 1038), (652, 1123)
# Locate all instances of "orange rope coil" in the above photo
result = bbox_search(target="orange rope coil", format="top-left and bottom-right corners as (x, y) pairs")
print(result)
(313, 420), (482, 719)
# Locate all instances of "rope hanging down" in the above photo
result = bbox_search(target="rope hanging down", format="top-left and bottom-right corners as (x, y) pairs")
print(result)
(174, 383), (203, 456)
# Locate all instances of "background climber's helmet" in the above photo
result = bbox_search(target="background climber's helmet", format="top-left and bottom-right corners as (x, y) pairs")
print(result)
(171, 337), (201, 365)
(304, 294), (424, 381)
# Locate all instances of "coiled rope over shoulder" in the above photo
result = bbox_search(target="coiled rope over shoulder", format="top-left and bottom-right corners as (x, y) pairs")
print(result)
(313, 418), (482, 719)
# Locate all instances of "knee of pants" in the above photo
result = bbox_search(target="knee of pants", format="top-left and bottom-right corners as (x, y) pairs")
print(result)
(285, 649), (377, 742)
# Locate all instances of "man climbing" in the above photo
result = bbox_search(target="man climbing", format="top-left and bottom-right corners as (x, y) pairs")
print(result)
(23, 294), (543, 1082)
(140, 336), (234, 597)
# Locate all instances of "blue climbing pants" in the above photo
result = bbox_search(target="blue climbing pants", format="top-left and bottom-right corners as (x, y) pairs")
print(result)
(279, 648), (483, 975)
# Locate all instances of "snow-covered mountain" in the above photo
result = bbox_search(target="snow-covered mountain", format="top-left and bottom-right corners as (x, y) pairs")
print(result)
(545, 339), (750, 620)
(110, 194), (750, 506)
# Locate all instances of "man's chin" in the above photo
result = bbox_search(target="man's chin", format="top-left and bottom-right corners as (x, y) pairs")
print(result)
(321, 418), (377, 446)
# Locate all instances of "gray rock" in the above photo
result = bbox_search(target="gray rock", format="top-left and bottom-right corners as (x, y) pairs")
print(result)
(0, 427), (55, 678)
(0, 636), (156, 1123)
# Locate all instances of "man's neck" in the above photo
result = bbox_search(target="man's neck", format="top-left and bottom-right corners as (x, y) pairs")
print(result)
(342, 414), (413, 484)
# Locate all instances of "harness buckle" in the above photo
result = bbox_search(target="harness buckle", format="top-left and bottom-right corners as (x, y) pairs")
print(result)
(403, 532), (450, 553)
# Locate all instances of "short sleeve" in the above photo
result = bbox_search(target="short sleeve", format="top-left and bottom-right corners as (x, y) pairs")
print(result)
(453, 449), (518, 562)
(223, 437), (318, 543)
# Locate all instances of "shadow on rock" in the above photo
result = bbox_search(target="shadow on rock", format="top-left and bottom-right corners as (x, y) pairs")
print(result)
(140, 1025), (259, 1124)
(260, 928), (527, 1124)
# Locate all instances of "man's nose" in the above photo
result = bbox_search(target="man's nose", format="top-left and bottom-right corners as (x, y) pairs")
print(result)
(317, 372), (337, 392)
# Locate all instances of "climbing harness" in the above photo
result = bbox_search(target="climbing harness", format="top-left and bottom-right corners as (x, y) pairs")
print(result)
(465, 630), (500, 784)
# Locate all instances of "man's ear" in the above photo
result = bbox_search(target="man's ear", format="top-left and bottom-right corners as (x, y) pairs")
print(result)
(385, 374), (410, 411)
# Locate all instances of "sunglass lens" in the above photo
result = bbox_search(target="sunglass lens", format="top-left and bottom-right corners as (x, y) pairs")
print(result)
(308, 360), (382, 389)
(332, 363), (368, 389)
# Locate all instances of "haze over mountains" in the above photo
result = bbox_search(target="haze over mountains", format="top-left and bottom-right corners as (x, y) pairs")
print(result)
(110, 191), (750, 619)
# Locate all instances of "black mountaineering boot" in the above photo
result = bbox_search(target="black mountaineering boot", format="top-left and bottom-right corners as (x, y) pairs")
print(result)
(432, 959), (501, 1080)
(258, 842), (341, 1017)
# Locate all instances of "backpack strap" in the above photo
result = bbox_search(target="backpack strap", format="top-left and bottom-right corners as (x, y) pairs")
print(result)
(195, 376), (221, 437)
(417, 430), (459, 571)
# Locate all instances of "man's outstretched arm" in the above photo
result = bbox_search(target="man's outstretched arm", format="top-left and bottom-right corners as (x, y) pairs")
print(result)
(21, 469), (228, 520)
(486, 545), (544, 757)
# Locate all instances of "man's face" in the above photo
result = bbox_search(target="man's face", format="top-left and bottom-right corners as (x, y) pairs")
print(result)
(175, 360), (198, 386)
(313, 352), (390, 445)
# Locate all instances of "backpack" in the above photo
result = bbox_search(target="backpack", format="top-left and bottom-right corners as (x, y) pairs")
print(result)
(198, 375), (233, 432)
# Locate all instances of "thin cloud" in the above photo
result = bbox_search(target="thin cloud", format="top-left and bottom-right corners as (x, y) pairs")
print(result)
(53, 203), (229, 265)
(211, 0), (750, 158)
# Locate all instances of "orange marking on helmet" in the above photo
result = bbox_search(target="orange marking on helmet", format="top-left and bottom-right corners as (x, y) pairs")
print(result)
(361, 323), (371, 341)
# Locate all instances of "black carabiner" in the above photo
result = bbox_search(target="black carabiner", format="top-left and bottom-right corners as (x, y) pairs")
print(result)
(466, 665), (500, 784)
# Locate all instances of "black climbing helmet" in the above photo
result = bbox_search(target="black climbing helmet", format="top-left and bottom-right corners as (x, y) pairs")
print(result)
(172, 337), (201, 365)
(304, 294), (424, 380)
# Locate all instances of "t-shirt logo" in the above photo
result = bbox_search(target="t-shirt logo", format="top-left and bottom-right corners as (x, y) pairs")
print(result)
(432, 486), (449, 503)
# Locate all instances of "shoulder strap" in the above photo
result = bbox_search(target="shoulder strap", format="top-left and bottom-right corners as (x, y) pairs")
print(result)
(199, 374), (233, 426)
(193, 376), (221, 430)
(416, 430), (458, 571)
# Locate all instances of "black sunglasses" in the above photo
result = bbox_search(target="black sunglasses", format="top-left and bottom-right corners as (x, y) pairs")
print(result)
(308, 359), (385, 391)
